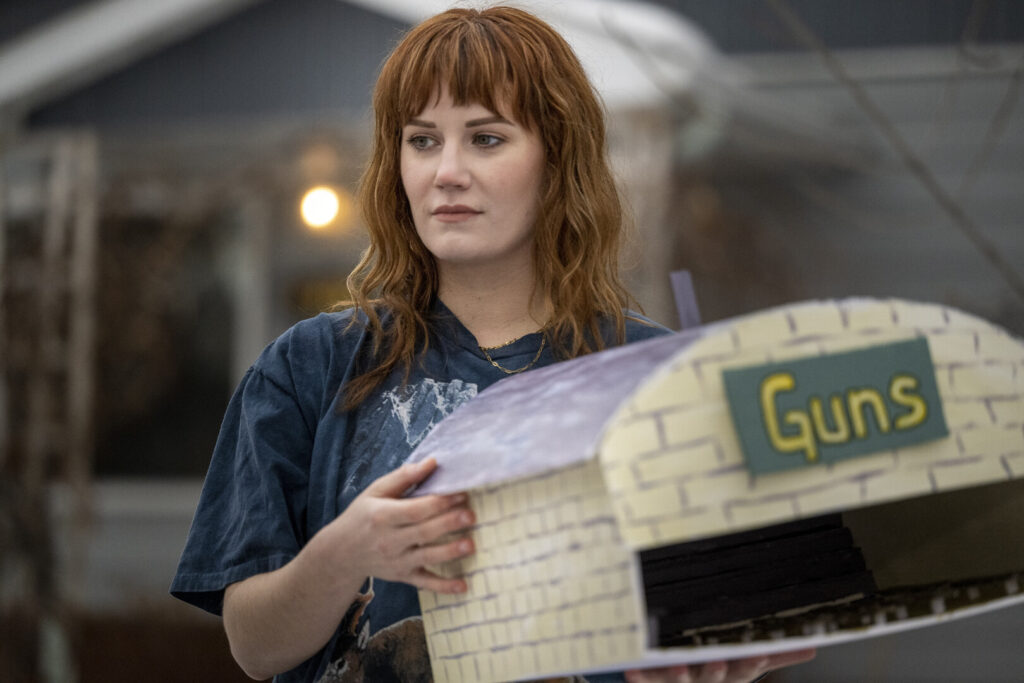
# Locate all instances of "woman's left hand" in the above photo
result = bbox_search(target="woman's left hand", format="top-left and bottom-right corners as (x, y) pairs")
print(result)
(624, 648), (817, 683)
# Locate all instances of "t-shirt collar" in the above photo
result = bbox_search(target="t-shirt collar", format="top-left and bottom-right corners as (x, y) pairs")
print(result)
(432, 298), (546, 360)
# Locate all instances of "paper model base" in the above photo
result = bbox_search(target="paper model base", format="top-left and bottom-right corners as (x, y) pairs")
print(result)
(406, 299), (1024, 683)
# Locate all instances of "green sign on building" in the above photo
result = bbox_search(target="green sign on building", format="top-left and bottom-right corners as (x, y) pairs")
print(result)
(722, 338), (949, 475)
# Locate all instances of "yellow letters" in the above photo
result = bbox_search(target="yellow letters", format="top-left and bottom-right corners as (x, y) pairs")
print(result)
(761, 373), (817, 462)
(759, 369), (932, 465)
(810, 395), (850, 444)
(847, 388), (891, 438)
(890, 374), (927, 429)
(745, 339), (942, 473)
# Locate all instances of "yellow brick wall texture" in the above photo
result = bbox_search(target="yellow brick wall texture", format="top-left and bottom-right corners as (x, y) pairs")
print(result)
(419, 459), (645, 683)
(600, 299), (1024, 549)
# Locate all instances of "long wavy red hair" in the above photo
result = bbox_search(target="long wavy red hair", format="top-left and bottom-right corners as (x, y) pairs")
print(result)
(343, 6), (636, 408)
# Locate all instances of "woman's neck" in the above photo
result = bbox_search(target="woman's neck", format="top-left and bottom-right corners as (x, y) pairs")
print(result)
(437, 261), (549, 348)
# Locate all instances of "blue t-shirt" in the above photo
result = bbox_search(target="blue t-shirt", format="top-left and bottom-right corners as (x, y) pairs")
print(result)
(171, 302), (669, 682)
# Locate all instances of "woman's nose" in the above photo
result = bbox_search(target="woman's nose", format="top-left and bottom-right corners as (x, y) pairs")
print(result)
(434, 144), (470, 189)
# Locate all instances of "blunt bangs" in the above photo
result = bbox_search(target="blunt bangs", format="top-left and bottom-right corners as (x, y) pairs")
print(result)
(382, 9), (553, 132)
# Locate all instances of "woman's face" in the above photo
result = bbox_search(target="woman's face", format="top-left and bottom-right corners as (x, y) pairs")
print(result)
(400, 87), (545, 275)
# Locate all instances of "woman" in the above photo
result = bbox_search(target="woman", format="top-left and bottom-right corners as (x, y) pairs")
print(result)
(171, 7), (813, 682)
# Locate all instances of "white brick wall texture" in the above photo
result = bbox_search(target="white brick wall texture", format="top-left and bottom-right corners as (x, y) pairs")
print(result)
(420, 459), (644, 683)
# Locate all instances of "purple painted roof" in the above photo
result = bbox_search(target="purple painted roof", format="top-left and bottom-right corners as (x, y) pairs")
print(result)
(407, 329), (701, 496)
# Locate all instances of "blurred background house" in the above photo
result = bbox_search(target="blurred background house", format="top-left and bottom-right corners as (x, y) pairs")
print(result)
(1, 0), (1021, 681)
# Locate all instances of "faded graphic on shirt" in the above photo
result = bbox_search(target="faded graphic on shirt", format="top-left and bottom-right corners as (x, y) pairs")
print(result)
(383, 378), (478, 449)
(318, 578), (431, 683)
(340, 378), (478, 510)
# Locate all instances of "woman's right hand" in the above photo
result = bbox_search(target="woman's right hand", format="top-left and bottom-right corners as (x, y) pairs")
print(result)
(325, 457), (476, 593)
(223, 457), (474, 679)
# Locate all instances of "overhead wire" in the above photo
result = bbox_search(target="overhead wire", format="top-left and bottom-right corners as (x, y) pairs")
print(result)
(765, 0), (1024, 306)
(924, 0), (989, 157)
(957, 49), (1023, 201)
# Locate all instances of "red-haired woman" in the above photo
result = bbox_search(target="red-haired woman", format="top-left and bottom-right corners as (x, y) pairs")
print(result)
(172, 7), (812, 682)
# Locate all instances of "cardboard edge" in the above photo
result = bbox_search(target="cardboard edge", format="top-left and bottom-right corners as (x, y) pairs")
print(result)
(534, 591), (1024, 680)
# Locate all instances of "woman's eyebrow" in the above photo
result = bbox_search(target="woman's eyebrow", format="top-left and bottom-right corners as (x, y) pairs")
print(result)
(465, 115), (509, 127)
(404, 115), (510, 128)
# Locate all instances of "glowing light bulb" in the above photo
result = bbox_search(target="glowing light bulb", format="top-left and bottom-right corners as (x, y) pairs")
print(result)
(300, 186), (340, 229)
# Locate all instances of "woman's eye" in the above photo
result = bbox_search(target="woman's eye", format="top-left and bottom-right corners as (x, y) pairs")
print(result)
(406, 135), (436, 151)
(473, 134), (503, 148)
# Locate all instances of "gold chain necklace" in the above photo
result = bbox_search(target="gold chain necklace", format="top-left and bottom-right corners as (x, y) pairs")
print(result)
(479, 336), (546, 375)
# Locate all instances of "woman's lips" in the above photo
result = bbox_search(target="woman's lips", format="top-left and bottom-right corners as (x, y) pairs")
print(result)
(432, 205), (482, 222)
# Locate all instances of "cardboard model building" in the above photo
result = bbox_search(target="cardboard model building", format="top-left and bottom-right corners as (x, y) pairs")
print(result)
(405, 298), (1024, 683)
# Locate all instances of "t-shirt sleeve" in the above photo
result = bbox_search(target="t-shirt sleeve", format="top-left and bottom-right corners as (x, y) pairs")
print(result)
(169, 326), (322, 616)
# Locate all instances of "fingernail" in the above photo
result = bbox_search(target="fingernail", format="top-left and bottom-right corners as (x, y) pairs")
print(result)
(459, 510), (473, 525)
(458, 539), (472, 553)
